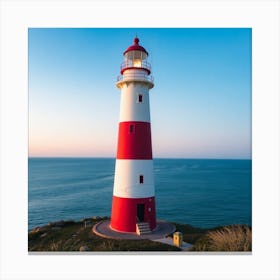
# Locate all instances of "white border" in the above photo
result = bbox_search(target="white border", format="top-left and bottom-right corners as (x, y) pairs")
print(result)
(1, 0), (279, 280)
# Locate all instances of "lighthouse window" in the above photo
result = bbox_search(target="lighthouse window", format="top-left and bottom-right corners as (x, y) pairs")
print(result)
(139, 175), (144, 184)
(138, 94), (143, 103)
(129, 124), (135, 133)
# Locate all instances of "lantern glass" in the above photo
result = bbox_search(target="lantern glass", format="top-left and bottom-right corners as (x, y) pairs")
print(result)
(133, 59), (142, 67)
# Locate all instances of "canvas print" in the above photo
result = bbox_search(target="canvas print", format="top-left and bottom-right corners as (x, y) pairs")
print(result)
(28, 28), (252, 252)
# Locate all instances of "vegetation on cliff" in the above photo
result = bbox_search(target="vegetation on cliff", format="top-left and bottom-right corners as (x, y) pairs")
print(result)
(28, 217), (251, 252)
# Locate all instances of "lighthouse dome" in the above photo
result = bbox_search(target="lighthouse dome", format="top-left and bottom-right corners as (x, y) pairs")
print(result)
(123, 37), (149, 61)
(124, 37), (149, 56)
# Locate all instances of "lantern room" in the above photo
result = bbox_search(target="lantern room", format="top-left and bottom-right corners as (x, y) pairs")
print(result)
(120, 37), (151, 75)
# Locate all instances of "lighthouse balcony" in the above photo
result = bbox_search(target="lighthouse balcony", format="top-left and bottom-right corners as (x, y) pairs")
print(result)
(117, 72), (154, 83)
(120, 60), (151, 75)
(116, 73), (154, 88)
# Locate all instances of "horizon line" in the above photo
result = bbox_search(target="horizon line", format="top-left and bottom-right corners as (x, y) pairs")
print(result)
(28, 156), (252, 160)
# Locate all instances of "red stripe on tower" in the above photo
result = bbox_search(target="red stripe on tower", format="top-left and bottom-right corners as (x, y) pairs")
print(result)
(111, 196), (156, 232)
(110, 37), (157, 233)
(117, 121), (152, 159)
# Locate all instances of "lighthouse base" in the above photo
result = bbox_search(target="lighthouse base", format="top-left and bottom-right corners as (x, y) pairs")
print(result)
(93, 219), (175, 240)
(110, 196), (156, 233)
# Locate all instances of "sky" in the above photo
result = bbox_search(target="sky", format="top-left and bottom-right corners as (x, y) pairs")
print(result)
(28, 28), (251, 159)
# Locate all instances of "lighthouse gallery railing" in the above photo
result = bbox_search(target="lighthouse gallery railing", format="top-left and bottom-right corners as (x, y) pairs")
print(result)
(120, 60), (151, 72)
(117, 73), (154, 83)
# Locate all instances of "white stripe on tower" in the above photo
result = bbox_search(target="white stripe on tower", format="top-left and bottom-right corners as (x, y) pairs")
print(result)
(119, 75), (151, 122)
(113, 159), (155, 198)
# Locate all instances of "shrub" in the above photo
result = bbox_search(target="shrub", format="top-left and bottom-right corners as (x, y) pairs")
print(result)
(192, 225), (252, 251)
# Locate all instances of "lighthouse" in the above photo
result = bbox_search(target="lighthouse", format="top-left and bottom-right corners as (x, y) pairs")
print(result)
(110, 37), (156, 234)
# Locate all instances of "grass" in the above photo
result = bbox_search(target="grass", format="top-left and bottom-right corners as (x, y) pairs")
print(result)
(191, 224), (252, 251)
(28, 217), (180, 252)
(28, 218), (251, 252)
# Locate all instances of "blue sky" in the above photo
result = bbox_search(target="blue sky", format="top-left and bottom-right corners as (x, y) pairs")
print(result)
(28, 28), (251, 159)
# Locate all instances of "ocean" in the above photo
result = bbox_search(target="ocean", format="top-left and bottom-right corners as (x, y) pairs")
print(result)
(28, 158), (252, 230)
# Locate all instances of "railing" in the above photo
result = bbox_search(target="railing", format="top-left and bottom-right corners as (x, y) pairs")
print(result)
(120, 60), (151, 72)
(117, 73), (154, 83)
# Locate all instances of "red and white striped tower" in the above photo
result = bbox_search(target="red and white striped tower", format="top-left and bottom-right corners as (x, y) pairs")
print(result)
(110, 37), (156, 233)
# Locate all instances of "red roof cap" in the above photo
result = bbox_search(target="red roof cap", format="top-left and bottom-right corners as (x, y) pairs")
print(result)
(123, 37), (148, 55)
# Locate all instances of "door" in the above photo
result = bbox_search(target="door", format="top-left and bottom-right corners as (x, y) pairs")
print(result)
(137, 204), (145, 222)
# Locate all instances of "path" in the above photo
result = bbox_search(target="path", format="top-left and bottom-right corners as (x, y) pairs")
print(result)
(152, 237), (193, 251)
